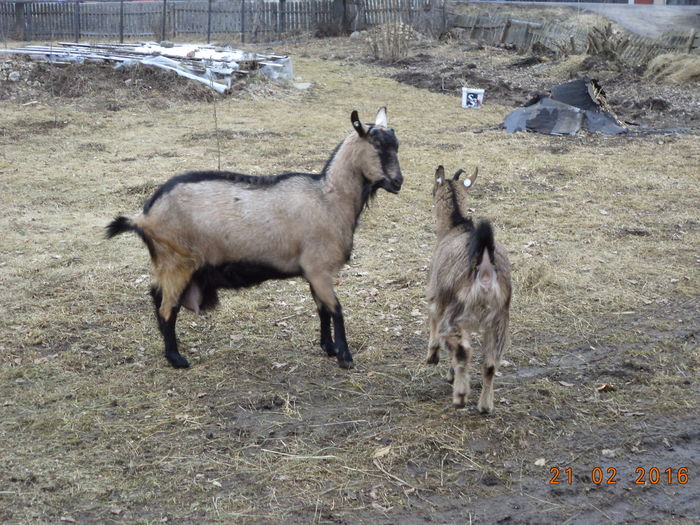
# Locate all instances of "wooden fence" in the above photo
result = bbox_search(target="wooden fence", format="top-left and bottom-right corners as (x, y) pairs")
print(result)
(452, 13), (588, 52)
(0, 2), (15, 37)
(0, 0), (336, 42)
(350, 0), (446, 34)
(0, 0), (445, 43)
(661, 28), (698, 53)
(450, 13), (700, 64)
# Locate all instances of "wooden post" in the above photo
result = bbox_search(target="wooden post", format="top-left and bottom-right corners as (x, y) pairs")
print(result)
(26, 2), (33, 41)
(688, 29), (697, 54)
(279, 0), (286, 35)
(73, 1), (81, 42)
(119, 0), (124, 43)
(13, 1), (26, 41)
(161, 0), (167, 41)
(499, 19), (510, 44)
(523, 24), (530, 51)
(241, 0), (246, 43)
(207, 0), (212, 43)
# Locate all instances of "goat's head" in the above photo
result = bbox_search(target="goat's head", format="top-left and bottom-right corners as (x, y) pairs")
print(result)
(350, 107), (403, 194)
(432, 165), (478, 231)
(433, 164), (478, 202)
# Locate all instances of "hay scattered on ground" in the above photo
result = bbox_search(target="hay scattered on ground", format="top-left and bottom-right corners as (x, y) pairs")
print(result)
(1, 33), (699, 525)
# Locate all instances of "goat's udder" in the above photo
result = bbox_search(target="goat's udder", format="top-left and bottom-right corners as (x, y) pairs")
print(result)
(181, 284), (203, 314)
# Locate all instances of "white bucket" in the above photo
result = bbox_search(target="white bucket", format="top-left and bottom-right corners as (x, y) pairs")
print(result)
(462, 87), (485, 109)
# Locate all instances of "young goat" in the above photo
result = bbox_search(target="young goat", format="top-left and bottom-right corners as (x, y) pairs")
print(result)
(106, 108), (402, 370)
(426, 166), (511, 412)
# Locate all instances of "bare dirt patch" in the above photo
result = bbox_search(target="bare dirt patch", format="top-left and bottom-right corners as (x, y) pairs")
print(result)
(1, 32), (698, 525)
(370, 41), (700, 132)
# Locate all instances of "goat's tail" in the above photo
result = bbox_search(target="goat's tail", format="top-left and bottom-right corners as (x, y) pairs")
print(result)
(105, 216), (136, 239)
(105, 215), (156, 260)
(469, 220), (497, 292)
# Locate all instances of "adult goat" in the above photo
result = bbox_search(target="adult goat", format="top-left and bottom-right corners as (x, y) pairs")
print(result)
(107, 107), (402, 369)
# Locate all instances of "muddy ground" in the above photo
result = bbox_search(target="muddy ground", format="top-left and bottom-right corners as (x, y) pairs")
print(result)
(1, 16), (699, 525)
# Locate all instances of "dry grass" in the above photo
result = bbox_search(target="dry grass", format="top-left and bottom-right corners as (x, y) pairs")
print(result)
(645, 53), (700, 84)
(366, 22), (416, 62)
(1, 37), (699, 524)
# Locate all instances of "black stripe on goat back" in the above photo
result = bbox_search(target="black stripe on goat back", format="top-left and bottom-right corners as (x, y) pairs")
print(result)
(449, 185), (474, 231)
(143, 170), (325, 213)
(469, 220), (496, 267)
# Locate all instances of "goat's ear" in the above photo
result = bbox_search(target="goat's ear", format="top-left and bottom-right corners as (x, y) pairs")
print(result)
(434, 165), (445, 184)
(351, 110), (366, 138)
(374, 106), (388, 128)
(452, 169), (466, 181)
(463, 167), (479, 189)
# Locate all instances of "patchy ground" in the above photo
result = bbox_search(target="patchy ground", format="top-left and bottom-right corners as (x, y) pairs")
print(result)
(1, 23), (699, 525)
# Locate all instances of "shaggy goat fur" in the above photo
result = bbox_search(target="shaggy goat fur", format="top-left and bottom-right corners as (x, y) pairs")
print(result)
(426, 166), (512, 412)
(107, 108), (402, 369)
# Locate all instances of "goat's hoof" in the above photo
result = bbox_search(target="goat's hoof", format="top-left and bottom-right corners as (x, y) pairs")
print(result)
(477, 404), (493, 414)
(453, 395), (466, 409)
(337, 359), (354, 370)
(426, 353), (439, 365)
(167, 354), (190, 369)
(321, 343), (337, 357)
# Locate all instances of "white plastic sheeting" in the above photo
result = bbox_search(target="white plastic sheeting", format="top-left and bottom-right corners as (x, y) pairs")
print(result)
(0, 42), (293, 94)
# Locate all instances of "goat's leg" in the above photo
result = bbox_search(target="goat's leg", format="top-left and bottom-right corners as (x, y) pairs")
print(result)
(426, 302), (440, 365)
(478, 317), (509, 414)
(310, 285), (335, 357)
(150, 286), (188, 368)
(446, 329), (473, 385)
(306, 273), (353, 369)
(441, 332), (472, 408)
(331, 299), (352, 369)
(155, 259), (196, 320)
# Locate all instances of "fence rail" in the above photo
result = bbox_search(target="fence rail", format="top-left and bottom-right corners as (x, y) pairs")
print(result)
(0, 0), (446, 43)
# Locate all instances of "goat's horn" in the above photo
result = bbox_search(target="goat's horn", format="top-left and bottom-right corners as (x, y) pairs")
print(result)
(452, 169), (466, 181)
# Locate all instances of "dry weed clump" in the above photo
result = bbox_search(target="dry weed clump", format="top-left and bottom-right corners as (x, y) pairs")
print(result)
(366, 22), (416, 62)
(645, 53), (700, 84)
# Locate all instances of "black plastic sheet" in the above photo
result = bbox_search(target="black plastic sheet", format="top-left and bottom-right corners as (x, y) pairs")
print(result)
(503, 77), (626, 135)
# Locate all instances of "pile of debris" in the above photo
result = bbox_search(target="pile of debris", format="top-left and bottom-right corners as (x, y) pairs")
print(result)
(503, 77), (627, 135)
(0, 42), (293, 94)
